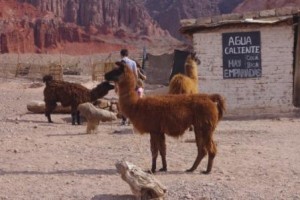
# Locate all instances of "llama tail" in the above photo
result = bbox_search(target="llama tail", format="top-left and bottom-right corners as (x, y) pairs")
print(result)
(209, 94), (226, 120)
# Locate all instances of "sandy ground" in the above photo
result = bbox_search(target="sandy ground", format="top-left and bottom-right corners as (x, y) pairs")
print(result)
(0, 77), (300, 200)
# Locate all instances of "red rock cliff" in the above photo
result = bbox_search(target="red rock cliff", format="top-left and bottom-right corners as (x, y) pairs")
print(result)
(0, 0), (176, 54)
(19, 0), (170, 38)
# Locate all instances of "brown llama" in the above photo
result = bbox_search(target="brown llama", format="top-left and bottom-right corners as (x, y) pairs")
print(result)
(43, 75), (114, 125)
(169, 52), (200, 94)
(105, 61), (225, 174)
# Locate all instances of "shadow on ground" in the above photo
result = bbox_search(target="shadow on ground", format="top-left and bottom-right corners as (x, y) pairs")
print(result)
(91, 194), (135, 200)
(0, 168), (116, 176)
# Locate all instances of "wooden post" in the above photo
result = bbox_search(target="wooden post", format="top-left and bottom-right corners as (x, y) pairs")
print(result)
(115, 160), (167, 200)
(91, 56), (96, 81)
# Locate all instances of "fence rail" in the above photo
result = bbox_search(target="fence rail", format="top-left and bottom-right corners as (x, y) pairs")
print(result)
(0, 50), (146, 81)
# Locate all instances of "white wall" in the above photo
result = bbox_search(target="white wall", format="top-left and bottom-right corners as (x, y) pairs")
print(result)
(193, 24), (296, 117)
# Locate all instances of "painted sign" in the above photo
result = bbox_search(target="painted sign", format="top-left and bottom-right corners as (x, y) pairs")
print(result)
(222, 31), (261, 79)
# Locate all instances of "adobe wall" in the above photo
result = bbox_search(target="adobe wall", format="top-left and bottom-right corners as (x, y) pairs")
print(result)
(193, 24), (297, 118)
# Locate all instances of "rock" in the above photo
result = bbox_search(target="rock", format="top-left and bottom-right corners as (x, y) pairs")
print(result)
(184, 193), (193, 199)
(95, 99), (110, 109)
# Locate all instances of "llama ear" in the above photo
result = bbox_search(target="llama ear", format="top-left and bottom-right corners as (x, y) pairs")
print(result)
(115, 61), (121, 67)
(116, 61), (126, 71)
(115, 61), (125, 69)
(191, 52), (196, 58)
(191, 52), (201, 64)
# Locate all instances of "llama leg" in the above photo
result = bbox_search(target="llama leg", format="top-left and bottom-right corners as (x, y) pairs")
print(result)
(45, 102), (56, 123)
(71, 106), (77, 125)
(150, 132), (159, 173)
(86, 121), (91, 134)
(94, 123), (99, 134)
(186, 128), (207, 172)
(158, 133), (167, 172)
(90, 123), (96, 134)
(71, 113), (76, 125)
(86, 120), (97, 134)
(204, 138), (217, 174)
(90, 120), (99, 134)
(45, 112), (53, 123)
(76, 111), (81, 125)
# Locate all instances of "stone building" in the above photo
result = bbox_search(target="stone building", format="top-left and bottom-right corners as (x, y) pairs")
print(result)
(180, 8), (300, 118)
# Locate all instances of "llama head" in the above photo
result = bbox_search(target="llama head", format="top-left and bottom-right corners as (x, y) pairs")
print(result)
(43, 75), (53, 83)
(105, 61), (129, 83)
(90, 81), (115, 100)
(98, 81), (115, 90)
(105, 61), (136, 91)
(95, 81), (115, 92)
(105, 61), (124, 82)
(187, 52), (201, 65)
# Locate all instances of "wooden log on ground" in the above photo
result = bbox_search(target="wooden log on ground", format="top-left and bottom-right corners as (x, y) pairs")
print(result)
(115, 160), (167, 200)
(27, 100), (71, 114)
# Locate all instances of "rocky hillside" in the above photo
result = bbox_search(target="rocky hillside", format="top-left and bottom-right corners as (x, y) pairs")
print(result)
(1, 0), (300, 54)
(233, 0), (300, 13)
(145, 0), (222, 40)
(144, 0), (246, 40)
(219, 0), (245, 13)
(19, 0), (169, 37)
(144, 0), (299, 40)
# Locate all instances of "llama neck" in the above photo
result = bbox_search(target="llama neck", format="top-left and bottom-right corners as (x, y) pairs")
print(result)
(117, 70), (139, 117)
(185, 62), (198, 81)
(90, 87), (108, 101)
(89, 88), (98, 101)
(118, 89), (139, 118)
(118, 85), (139, 104)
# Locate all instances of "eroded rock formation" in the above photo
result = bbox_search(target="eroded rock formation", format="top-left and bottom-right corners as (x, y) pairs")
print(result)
(0, 0), (174, 54)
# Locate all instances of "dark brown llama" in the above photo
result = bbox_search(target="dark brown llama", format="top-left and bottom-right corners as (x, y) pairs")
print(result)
(105, 61), (225, 173)
(43, 75), (114, 125)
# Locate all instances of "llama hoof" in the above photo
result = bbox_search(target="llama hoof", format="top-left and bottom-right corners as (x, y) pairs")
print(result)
(186, 169), (195, 173)
(201, 170), (211, 175)
(159, 167), (167, 172)
(147, 169), (156, 174)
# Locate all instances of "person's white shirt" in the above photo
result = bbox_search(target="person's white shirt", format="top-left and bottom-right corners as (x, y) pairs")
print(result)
(121, 56), (138, 80)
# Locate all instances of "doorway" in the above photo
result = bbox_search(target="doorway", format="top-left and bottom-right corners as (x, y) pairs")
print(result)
(293, 14), (300, 107)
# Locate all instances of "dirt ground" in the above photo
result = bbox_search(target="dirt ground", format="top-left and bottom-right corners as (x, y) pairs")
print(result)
(0, 77), (300, 200)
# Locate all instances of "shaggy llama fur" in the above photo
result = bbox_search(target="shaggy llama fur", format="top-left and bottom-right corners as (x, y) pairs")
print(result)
(43, 75), (114, 125)
(105, 61), (225, 173)
(78, 102), (117, 134)
(169, 52), (200, 94)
